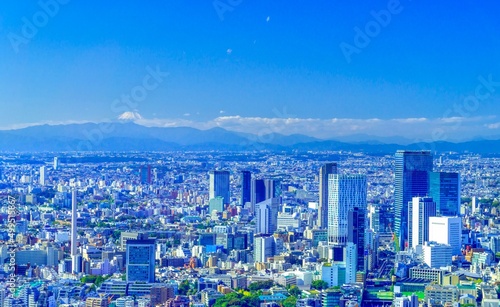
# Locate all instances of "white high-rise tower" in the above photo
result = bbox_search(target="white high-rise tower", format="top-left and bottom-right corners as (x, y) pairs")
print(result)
(39, 166), (46, 186)
(327, 174), (367, 245)
(71, 189), (80, 273)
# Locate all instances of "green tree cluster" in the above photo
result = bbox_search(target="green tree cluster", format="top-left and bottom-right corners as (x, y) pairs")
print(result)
(178, 280), (198, 295)
(248, 280), (274, 291)
(213, 292), (260, 307)
(311, 280), (329, 290)
(282, 296), (297, 307)
(287, 285), (301, 297)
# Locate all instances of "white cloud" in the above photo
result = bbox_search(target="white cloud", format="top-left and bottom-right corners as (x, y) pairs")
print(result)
(486, 122), (500, 129)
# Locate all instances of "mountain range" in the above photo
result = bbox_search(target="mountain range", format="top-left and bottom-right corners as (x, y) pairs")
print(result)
(0, 122), (499, 154)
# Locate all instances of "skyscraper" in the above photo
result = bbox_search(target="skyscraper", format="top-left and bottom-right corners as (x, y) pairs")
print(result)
(241, 171), (251, 206)
(251, 178), (281, 213)
(71, 189), (80, 273)
(140, 165), (152, 184)
(255, 197), (280, 234)
(319, 163), (338, 229)
(429, 172), (460, 216)
(251, 178), (266, 210)
(394, 150), (433, 246)
(39, 166), (46, 186)
(348, 207), (366, 272)
(409, 197), (436, 249)
(126, 236), (156, 283)
(209, 170), (230, 204)
(264, 178), (281, 200)
(327, 174), (367, 245)
(53, 157), (59, 170)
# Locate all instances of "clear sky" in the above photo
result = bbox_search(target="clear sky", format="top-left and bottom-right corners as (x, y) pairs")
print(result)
(1, 1), (500, 141)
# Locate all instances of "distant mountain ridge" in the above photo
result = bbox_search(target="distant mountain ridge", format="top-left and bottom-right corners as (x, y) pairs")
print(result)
(0, 122), (499, 153)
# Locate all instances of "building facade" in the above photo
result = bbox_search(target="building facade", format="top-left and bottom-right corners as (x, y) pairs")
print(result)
(319, 163), (338, 229)
(394, 150), (433, 247)
(327, 174), (367, 245)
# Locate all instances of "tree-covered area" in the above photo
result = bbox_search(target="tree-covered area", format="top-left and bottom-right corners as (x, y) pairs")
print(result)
(311, 280), (329, 290)
(248, 280), (274, 291)
(214, 282), (302, 307)
(80, 274), (110, 287)
(178, 280), (198, 295)
(213, 291), (260, 307)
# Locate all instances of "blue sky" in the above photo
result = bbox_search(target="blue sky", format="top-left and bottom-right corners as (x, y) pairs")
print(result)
(1, 1), (500, 141)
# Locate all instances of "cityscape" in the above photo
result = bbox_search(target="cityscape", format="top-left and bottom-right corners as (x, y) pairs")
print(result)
(0, 150), (500, 307)
(1, 1), (500, 307)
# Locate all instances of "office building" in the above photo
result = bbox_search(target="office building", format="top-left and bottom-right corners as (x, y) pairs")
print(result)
(394, 150), (433, 246)
(429, 216), (462, 255)
(429, 172), (460, 216)
(394, 294), (418, 307)
(254, 235), (274, 263)
(209, 170), (230, 205)
(327, 174), (367, 245)
(423, 242), (452, 268)
(319, 163), (338, 229)
(264, 178), (281, 200)
(126, 236), (156, 283)
(424, 285), (459, 304)
(255, 197), (280, 234)
(251, 178), (281, 212)
(409, 267), (444, 283)
(241, 171), (251, 206)
(209, 197), (224, 213)
(409, 197), (436, 249)
(348, 207), (365, 272)
(140, 165), (152, 184)
(86, 297), (108, 307)
(53, 157), (59, 170)
(321, 264), (346, 288)
(344, 242), (357, 283)
(71, 189), (80, 273)
(39, 166), (46, 186)
(322, 289), (342, 307)
(251, 178), (266, 209)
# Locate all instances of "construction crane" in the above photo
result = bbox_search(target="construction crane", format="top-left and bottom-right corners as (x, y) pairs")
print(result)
(388, 223), (400, 252)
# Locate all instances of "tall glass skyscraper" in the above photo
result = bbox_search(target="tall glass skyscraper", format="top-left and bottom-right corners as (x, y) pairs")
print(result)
(319, 163), (338, 229)
(348, 207), (366, 272)
(429, 172), (460, 216)
(251, 178), (266, 208)
(209, 170), (230, 204)
(394, 150), (433, 247)
(251, 178), (281, 213)
(327, 174), (367, 245)
(241, 171), (251, 206)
